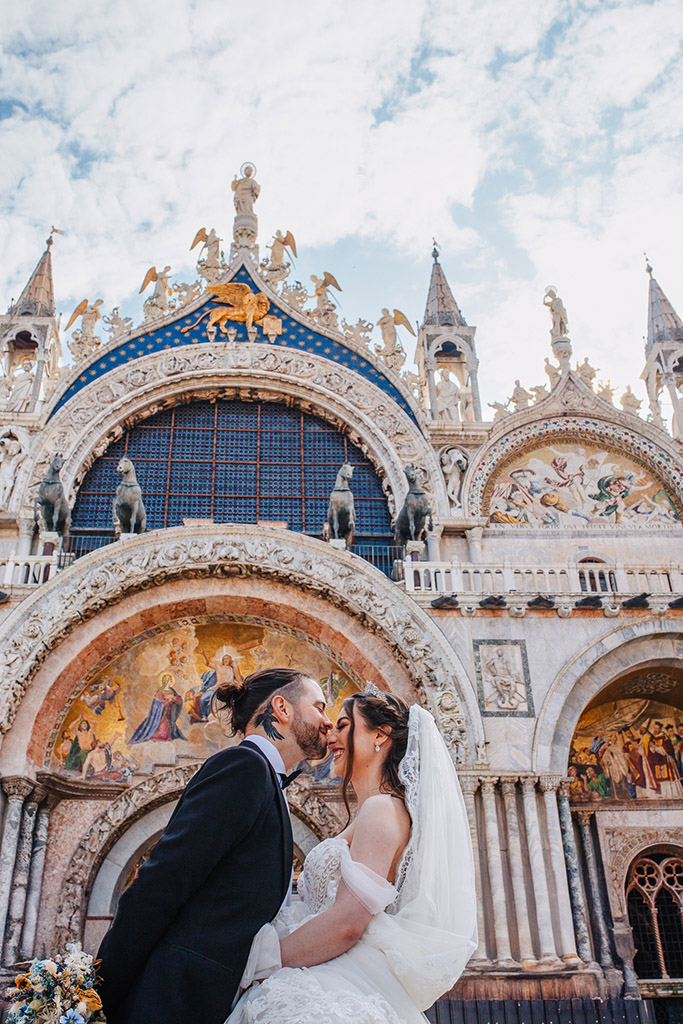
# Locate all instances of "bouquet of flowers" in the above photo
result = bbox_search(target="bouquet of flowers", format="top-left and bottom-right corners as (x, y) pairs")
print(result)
(6, 943), (105, 1024)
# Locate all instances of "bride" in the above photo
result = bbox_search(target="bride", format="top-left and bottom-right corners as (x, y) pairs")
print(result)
(227, 686), (477, 1024)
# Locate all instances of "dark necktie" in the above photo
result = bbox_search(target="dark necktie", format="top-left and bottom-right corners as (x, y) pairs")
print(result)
(278, 769), (303, 790)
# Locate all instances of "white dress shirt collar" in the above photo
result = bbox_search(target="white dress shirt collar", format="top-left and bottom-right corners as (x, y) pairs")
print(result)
(242, 734), (286, 777)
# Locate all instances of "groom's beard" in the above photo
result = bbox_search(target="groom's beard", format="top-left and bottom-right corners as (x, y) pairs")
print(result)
(293, 718), (329, 760)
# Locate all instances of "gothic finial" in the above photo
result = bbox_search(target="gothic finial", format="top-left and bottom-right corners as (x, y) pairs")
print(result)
(432, 239), (439, 262)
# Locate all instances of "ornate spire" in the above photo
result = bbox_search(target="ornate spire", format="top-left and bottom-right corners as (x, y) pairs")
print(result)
(422, 244), (467, 328)
(646, 261), (683, 351)
(8, 233), (56, 318)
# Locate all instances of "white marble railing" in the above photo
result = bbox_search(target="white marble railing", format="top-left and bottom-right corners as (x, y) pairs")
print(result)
(402, 560), (683, 596)
(0, 554), (60, 588)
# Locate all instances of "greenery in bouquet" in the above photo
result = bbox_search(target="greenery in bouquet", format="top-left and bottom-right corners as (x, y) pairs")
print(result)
(6, 943), (105, 1024)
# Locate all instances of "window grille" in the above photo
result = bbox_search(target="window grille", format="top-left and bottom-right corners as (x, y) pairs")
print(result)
(70, 399), (393, 564)
(627, 854), (683, 979)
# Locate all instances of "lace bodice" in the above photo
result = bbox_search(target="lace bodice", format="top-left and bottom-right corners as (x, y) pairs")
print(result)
(297, 836), (346, 914)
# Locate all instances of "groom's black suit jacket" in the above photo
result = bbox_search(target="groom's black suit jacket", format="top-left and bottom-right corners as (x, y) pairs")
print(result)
(97, 741), (292, 1024)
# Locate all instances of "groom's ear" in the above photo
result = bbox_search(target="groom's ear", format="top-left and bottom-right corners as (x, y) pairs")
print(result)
(270, 693), (291, 726)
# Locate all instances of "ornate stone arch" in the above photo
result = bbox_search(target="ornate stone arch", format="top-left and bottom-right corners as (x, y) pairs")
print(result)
(55, 762), (347, 947)
(16, 343), (448, 519)
(462, 385), (683, 520)
(533, 619), (683, 771)
(600, 828), (683, 920)
(0, 524), (480, 760)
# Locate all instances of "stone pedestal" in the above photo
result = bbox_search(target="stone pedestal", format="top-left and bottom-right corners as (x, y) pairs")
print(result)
(39, 530), (60, 554)
(551, 336), (572, 372)
(405, 540), (425, 560)
(328, 538), (347, 551)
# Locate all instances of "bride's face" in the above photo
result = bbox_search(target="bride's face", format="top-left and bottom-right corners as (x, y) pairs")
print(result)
(328, 701), (378, 780)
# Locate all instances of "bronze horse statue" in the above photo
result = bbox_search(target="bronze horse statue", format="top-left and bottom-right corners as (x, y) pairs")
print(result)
(114, 457), (147, 534)
(395, 464), (433, 546)
(327, 463), (356, 547)
(34, 454), (71, 536)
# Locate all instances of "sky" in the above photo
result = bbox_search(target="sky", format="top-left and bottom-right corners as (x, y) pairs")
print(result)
(1, 0), (683, 415)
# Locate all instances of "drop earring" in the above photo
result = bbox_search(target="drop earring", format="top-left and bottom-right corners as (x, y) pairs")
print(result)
(375, 742), (380, 752)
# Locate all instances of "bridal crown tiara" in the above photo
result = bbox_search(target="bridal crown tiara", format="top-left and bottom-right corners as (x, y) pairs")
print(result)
(363, 680), (391, 703)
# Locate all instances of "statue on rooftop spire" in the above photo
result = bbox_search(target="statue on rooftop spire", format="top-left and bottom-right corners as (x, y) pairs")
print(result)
(231, 162), (260, 261)
(543, 286), (569, 341)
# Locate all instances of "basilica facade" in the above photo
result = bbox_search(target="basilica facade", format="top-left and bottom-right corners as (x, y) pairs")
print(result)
(0, 166), (681, 1022)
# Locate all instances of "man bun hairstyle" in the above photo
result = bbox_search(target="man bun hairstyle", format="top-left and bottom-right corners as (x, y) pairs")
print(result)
(213, 666), (308, 734)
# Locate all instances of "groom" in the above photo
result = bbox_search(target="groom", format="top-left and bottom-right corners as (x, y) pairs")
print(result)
(97, 667), (332, 1024)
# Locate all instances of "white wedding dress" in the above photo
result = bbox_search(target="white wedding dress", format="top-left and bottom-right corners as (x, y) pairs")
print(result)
(227, 706), (477, 1024)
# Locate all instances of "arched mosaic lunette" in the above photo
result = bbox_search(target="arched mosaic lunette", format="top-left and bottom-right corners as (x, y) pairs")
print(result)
(466, 416), (683, 518)
(0, 525), (479, 762)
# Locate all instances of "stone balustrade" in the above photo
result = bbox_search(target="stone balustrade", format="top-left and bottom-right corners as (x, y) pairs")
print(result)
(402, 559), (683, 599)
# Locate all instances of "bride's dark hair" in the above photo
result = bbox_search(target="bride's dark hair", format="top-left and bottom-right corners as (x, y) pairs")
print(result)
(340, 690), (410, 823)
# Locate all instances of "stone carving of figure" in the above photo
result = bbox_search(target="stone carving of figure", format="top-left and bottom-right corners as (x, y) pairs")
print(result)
(102, 307), (134, 341)
(376, 308), (415, 375)
(6, 360), (35, 412)
(280, 280), (309, 311)
(597, 381), (615, 404)
(191, 227), (223, 285)
(544, 357), (561, 389)
(509, 379), (532, 411)
(530, 384), (549, 403)
(65, 298), (104, 362)
(261, 230), (296, 287)
(0, 436), (27, 507)
(341, 318), (373, 348)
(310, 272), (341, 330)
(459, 384), (474, 422)
(543, 286), (569, 340)
(140, 266), (172, 322)
(488, 400), (510, 423)
(440, 447), (468, 510)
(577, 357), (597, 388)
(436, 369), (460, 422)
(620, 385), (642, 416)
(483, 647), (526, 712)
(232, 164), (260, 214)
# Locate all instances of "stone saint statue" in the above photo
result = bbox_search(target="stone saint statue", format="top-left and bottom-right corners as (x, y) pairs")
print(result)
(232, 164), (260, 214)
(543, 287), (569, 341)
(576, 357), (597, 388)
(440, 447), (468, 510)
(544, 358), (561, 389)
(0, 437), (27, 507)
(620, 385), (642, 416)
(436, 369), (460, 422)
(509, 380), (532, 411)
(6, 361), (35, 412)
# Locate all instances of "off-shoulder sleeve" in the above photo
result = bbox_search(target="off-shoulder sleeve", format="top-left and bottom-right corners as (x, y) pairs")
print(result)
(340, 843), (398, 914)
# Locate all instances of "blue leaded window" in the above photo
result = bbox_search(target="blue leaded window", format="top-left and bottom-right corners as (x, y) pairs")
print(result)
(71, 399), (392, 541)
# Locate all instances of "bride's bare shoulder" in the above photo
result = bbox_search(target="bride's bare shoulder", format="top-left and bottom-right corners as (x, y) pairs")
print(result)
(356, 794), (411, 841)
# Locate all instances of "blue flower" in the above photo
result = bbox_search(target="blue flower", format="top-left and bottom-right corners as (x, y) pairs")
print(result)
(59, 1012), (86, 1024)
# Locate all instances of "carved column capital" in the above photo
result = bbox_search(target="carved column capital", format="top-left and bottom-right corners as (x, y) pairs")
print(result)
(539, 774), (562, 793)
(1, 777), (33, 801)
(519, 775), (537, 795)
(479, 775), (499, 795)
(558, 777), (572, 800)
(574, 809), (594, 827)
(458, 774), (480, 797)
(499, 776), (519, 797)
(28, 785), (48, 807)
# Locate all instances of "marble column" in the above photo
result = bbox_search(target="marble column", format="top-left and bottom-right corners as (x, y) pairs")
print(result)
(539, 776), (580, 964)
(20, 793), (53, 961)
(480, 776), (514, 964)
(0, 778), (33, 955)
(426, 523), (443, 563)
(520, 776), (557, 961)
(459, 774), (488, 963)
(500, 777), (536, 966)
(425, 356), (438, 420)
(3, 786), (44, 964)
(575, 811), (614, 967)
(556, 782), (593, 964)
(16, 518), (36, 558)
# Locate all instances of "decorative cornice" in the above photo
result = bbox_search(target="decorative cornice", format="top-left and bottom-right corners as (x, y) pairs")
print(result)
(1, 776), (34, 800)
(0, 525), (477, 764)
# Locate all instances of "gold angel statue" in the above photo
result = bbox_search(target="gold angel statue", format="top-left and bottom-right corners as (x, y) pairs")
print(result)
(181, 283), (270, 335)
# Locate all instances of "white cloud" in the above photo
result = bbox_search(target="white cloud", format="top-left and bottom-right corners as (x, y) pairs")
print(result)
(0, 0), (681, 417)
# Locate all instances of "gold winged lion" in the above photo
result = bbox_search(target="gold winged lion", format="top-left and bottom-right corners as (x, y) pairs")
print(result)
(181, 283), (270, 335)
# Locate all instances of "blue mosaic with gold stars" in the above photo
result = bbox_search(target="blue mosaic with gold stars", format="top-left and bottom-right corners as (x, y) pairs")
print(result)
(51, 266), (417, 424)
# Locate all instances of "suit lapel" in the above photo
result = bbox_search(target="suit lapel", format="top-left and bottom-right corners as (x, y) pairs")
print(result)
(241, 740), (293, 902)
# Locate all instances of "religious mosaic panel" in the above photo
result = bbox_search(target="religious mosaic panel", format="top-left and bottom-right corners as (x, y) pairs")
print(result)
(483, 440), (680, 527)
(473, 639), (533, 717)
(46, 614), (360, 784)
(568, 672), (683, 802)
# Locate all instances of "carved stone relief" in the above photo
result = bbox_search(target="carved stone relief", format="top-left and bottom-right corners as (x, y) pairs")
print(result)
(600, 824), (683, 918)
(473, 639), (534, 717)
